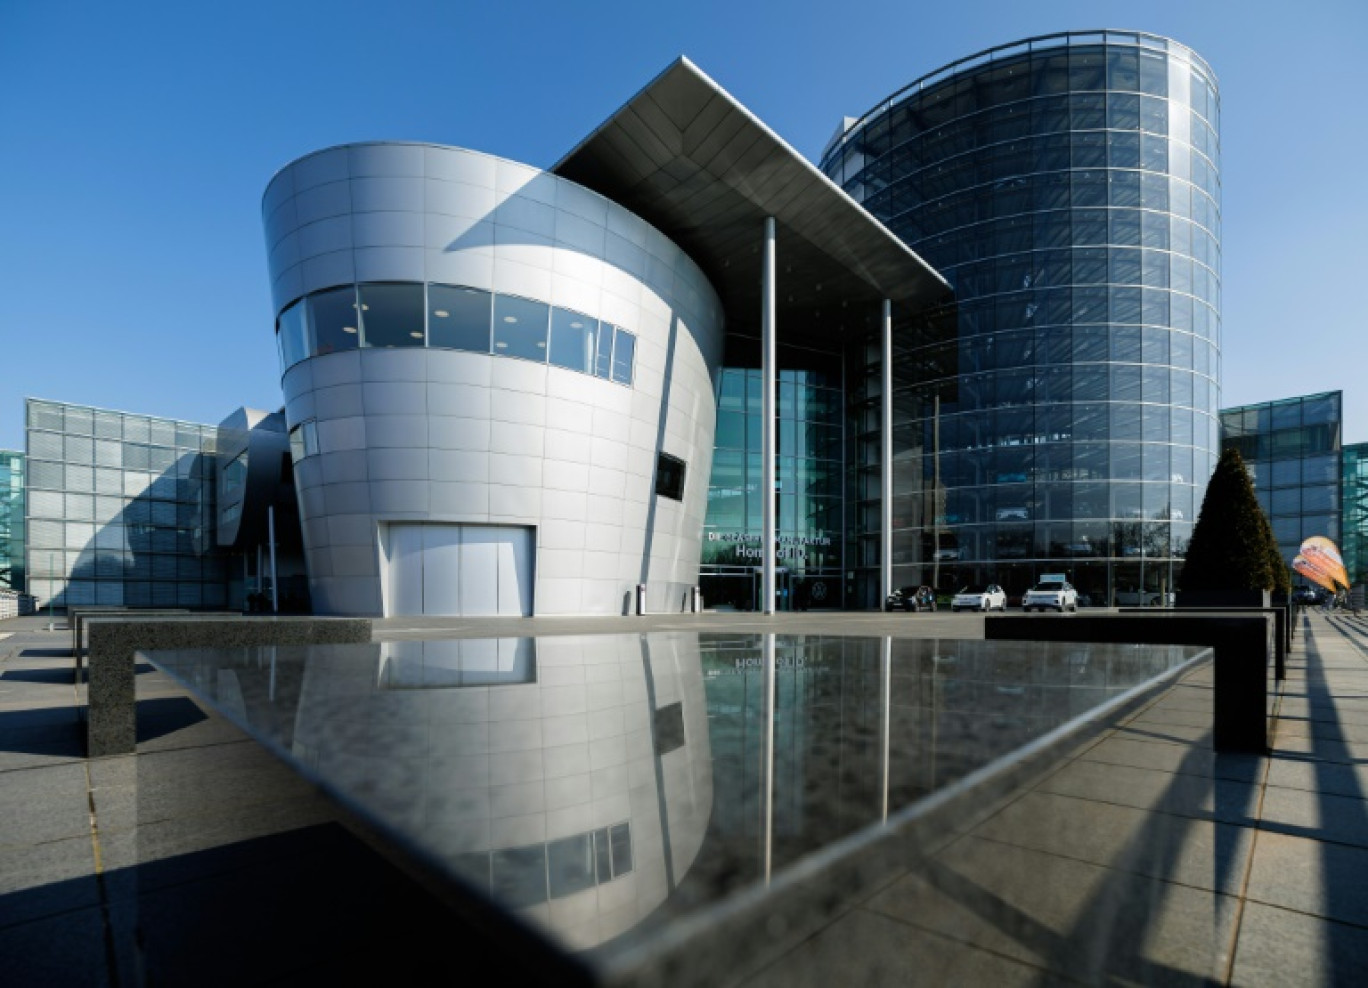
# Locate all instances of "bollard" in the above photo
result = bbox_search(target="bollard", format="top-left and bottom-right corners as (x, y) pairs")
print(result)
(691, 586), (702, 613)
(636, 583), (647, 616)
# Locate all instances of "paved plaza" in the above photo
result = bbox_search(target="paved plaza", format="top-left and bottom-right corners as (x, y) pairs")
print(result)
(2, 609), (1367, 984)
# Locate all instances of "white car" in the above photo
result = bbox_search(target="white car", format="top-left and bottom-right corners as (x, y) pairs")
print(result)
(952, 584), (1007, 612)
(1022, 580), (1079, 612)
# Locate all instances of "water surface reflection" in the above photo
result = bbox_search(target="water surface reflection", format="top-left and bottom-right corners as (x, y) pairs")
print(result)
(146, 633), (1202, 961)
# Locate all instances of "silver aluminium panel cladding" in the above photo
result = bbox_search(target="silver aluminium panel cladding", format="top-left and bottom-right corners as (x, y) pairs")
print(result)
(261, 143), (725, 616)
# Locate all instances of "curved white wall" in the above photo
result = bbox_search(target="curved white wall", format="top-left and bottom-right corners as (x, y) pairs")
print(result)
(262, 143), (724, 616)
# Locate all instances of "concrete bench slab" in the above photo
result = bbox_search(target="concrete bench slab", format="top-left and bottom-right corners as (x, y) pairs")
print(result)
(986, 612), (1277, 753)
(86, 616), (372, 757)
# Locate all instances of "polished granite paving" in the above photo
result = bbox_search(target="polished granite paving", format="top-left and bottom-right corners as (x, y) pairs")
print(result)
(2, 610), (1368, 984)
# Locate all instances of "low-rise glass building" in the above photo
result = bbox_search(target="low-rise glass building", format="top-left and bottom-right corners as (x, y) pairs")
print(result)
(1344, 442), (1368, 588)
(0, 450), (23, 592)
(23, 399), (225, 609)
(1220, 391), (1342, 575)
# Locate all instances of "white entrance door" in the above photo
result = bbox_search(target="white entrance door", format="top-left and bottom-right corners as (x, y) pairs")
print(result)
(385, 523), (534, 617)
(421, 524), (463, 615)
(386, 523), (425, 616)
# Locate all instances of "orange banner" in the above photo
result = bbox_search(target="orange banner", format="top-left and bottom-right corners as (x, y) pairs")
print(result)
(1300, 536), (1350, 589)
(1294, 554), (1339, 593)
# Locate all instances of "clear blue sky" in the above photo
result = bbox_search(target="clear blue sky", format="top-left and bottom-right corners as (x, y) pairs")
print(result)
(2, 0), (1364, 451)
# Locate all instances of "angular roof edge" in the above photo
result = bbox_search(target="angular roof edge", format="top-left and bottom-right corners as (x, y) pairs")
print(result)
(554, 58), (949, 337)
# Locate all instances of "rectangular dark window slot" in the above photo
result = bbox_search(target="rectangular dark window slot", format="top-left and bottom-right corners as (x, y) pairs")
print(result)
(655, 453), (686, 501)
(653, 701), (686, 755)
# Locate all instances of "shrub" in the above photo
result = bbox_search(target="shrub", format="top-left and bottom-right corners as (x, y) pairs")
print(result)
(1180, 448), (1276, 592)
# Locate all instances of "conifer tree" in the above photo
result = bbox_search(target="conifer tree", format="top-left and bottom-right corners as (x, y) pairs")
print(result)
(1180, 448), (1274, 591)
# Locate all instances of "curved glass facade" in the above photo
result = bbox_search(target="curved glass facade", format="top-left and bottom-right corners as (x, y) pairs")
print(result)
(821, 31), (1221, 607)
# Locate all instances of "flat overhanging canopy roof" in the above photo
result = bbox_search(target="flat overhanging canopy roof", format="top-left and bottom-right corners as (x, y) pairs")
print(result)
(554, 58), (949, 345)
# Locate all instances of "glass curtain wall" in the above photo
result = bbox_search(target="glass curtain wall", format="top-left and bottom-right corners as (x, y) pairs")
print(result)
(0, 451), (24, 592)
(24, 399), (225, 609)
(822, 31), (1221, 606)
(1222, 392), (1342, 581)
(700, 366), (844, 611)
(1344, 443), (1368, 588)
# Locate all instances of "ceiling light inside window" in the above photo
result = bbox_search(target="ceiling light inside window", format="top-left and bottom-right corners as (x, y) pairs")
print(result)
(410, 331), (423, 339)
(433, 310), (449, 318)
(495, 342), (508, 348)
(570, 321), (583, 329)
(342, 326), (358, 334)
(503, 316), (517, 323)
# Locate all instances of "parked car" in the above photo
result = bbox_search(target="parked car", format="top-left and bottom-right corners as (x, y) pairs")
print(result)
(952, 584), (1007, 612)
(1292, 587), (1324, 605)
(885, 585), (936, 612)
(1022, 580), (1079, 613)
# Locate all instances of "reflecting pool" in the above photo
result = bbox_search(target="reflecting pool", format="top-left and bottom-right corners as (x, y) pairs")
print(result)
(145, 633), (1206, 975)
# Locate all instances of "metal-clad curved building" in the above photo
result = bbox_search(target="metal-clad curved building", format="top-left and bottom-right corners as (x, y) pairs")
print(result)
(262, 143), (725, 616)
(822, 31), (1221, 606)
(256, 61), (954, 619)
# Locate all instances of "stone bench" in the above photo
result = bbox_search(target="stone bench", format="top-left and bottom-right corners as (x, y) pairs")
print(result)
(68, 607), (170, 658)
(69, 609), (214, 677)
(985, 612), (1277, 753)
(1119, 605), (1291, 680)
(86, 616), (372, 757)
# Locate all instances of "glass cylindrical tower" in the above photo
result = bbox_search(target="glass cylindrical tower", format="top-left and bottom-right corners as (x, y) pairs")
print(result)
(822, 31), (1220, 607)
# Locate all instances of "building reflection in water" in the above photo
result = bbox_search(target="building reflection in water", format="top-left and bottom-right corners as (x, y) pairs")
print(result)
(148, 632), (1197, 954)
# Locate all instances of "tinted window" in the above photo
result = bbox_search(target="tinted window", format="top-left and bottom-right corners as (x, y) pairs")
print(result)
(549, 308), (598, 373)
(428, 284), (491, 352)
(546, 835), (595, 899)
(490, 846), (547, 908)
(594, 323), (614, 378)
(493, 295), (549, 362)
(611, 329), (636, 385)
(277, 299), (310, 370)
(359, 283), (425, 348)
(310, 286), (360, 356)
(655, 453), (686, 501)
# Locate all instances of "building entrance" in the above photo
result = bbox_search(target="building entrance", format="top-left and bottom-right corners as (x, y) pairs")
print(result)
(751, 567), (792, 612)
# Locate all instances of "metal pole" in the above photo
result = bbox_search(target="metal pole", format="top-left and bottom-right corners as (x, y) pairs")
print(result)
(881, 298), (893, 607)
(268, 505), (278, 614)
(47, 551), (54, 632)
(762, 216), (777, 615)
(760, 633), (776, 882)
(881, 635), (892, 822)
(932, 395), (942, 592)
